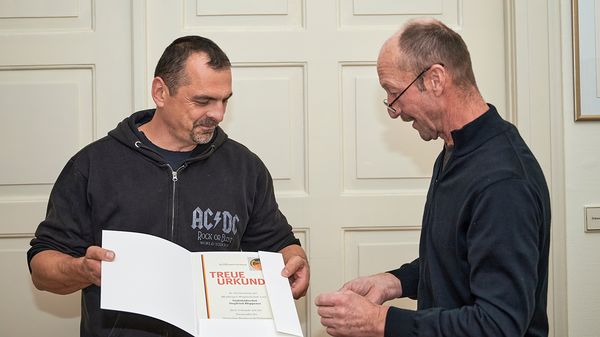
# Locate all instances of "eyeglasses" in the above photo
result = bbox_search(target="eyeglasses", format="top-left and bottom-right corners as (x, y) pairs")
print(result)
(383, 63), (443, 114)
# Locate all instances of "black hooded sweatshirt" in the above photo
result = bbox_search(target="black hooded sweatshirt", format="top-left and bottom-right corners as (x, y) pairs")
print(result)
(28, 109), (299, 337)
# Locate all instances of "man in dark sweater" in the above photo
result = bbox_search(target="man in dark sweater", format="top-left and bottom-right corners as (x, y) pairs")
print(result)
(315, 18), (550, 337)
(28, 36), (309, 337)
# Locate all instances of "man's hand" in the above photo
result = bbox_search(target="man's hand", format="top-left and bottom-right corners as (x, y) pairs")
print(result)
(339, 272), (402, 305)
(279, 244), (309, 299)
(30, 246), (115, 294)
(315, 290), (388, 337)
(80, 246), (115, 286)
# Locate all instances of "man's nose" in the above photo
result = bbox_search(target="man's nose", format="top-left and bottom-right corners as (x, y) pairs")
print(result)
(388, 107), (400, 119)
(207, 103), (226, 122)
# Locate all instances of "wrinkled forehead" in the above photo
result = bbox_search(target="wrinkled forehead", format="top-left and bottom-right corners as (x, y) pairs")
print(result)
(378, 35), (395, 59)
(377, 35), (413, 90)
(377, 32), (405, 67)
(377, 37), (401, 70)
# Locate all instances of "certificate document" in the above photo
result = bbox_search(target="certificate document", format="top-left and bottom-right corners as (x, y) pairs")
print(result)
(202, 253), (272, 319)
(100, 230), (302, 337)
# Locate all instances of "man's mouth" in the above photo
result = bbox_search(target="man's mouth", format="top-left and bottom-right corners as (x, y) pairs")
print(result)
(400, 113), (413, 122)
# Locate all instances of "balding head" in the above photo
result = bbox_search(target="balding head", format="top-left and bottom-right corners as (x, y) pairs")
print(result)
(379, 18), (478, 91)
(377, 32), (401, 74)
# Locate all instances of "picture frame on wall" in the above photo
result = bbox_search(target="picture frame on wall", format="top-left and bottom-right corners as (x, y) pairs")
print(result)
(572, 0), (600, 121)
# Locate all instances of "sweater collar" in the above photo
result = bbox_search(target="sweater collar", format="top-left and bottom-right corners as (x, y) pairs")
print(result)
(449, 104), (509, 157)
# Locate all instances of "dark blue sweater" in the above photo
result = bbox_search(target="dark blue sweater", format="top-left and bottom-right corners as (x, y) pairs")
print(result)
(386, 105), (551, 337)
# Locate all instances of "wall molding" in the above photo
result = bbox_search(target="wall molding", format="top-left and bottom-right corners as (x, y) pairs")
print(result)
(510, 0), (568, 336)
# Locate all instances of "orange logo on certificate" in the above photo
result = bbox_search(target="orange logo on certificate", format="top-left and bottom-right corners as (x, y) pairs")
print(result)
(249, 258), (262, 270)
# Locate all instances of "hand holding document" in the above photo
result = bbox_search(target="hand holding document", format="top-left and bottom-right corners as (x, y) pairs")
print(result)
(100, 230), (303, 337)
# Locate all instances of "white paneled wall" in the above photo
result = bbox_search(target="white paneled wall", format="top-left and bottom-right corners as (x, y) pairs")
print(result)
(221, 64), (307, 195)
(0, 0), (132, 336)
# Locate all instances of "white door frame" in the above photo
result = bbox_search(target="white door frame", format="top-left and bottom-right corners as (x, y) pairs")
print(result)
(509, 0), (568, 336)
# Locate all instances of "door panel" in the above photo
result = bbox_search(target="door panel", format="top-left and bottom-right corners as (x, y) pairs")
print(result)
(0, 1), (132, 336)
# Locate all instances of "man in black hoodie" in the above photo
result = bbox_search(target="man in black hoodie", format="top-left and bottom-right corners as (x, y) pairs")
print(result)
(315, 18), (550, 337)
(28, 36), (309, 337)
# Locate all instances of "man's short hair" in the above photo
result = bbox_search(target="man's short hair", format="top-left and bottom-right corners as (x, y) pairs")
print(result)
(154, 35), (231, 95)
(397, 19), (477, 90)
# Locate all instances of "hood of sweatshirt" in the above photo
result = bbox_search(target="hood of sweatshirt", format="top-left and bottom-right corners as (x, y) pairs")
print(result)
(107, 108), (229, 164)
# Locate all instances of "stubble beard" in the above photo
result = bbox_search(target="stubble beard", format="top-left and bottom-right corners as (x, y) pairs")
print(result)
(191, 117), (218, 144)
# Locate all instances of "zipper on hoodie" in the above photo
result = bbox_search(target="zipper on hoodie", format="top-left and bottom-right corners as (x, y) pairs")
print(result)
(135, 141), (184, 240)
(169, 164), (183, 241)
(134, 141), (216, 240)
(166, 147), (216, 240)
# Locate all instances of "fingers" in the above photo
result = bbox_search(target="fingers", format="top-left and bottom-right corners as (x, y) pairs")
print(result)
(315, 292), (358, 337)
(82, 246), (115, 286)
(339, 279), (360, 292)
(282, 255), (309, 299)
(290, 277), (309, 299)
(338, 273), (400, 304)
(315, 291), (354, 309)
(325, 326), (340, 337)
(317, 307), (337, 323)
(315, 293), (341, 331)
(82, 257), (102, 286)
(315, 292), (338, 307)
(85, 246), (115, 262)
(281, 255), (306, 278)
(316, 291), (386, 337)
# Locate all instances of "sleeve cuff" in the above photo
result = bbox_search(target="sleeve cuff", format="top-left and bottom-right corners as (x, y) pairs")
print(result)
(384, 306), (419, 337)
(388, 262), (419, 299)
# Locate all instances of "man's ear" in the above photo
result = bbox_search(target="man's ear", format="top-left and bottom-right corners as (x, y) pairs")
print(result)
(151, 77), (170, 107)
(428, 64), (446, 96)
